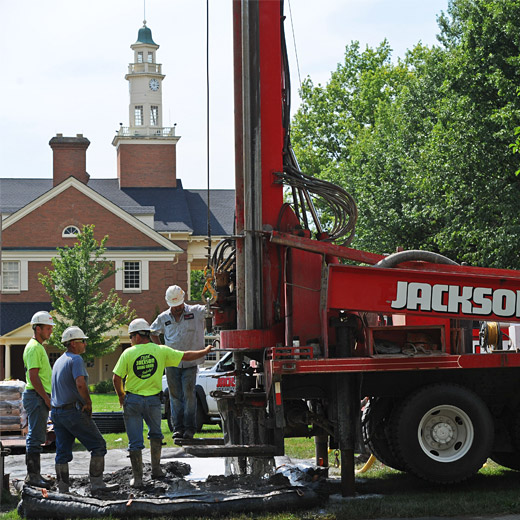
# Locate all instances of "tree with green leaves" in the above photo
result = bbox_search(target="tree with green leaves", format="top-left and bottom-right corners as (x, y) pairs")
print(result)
(38, 225), (136, 361)
(291, 0), (520, 269)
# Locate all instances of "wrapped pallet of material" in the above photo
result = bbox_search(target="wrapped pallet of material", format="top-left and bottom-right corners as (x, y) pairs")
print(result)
(0, 380), (26, 433)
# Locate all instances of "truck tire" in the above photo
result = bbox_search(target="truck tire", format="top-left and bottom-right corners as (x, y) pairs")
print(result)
(165, 393), (206, 433)
(361, 397), (404, 471)
(390, 383), (494, 483)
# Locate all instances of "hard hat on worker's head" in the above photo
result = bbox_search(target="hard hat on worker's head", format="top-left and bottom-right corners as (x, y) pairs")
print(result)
(165, 285), (185, 307)
(30, 311), (55, 327)
(128, 318), (151, 335)
(61, 326), (88, 344)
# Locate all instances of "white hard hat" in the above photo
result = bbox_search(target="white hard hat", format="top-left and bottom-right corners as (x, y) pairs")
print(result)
(165, 285), (185, 307)
(61, 326), (88, 343)
(31, 311), (55, 326)
(128, 318), (151, 335)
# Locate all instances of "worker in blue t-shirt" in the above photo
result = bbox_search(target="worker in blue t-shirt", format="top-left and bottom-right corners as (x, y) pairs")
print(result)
(51, 326), (116, 494)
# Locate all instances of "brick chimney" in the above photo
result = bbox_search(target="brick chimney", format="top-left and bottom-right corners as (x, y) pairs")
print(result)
(49, 134), (90, 186)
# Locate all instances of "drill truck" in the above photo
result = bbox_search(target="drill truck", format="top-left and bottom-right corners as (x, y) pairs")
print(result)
(187, 0), (520, 495)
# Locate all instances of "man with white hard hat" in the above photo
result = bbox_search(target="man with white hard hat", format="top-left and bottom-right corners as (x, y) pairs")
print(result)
(22, 310), (54, 488)
(150, 285), (207, 440)
(113, 318), (213, 487)
(51, 326), (116, 493)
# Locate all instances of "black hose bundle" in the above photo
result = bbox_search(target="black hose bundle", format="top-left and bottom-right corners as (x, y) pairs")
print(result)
(278, 0), (358, 245)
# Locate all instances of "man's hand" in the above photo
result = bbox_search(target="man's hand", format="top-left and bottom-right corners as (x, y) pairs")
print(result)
(118, 392), (125, 408)
(43, 395), (51, 410)
(82, 402), (93, 416)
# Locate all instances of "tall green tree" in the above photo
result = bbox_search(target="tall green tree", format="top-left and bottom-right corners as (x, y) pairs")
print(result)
(39, 225), (136, 360)
(291, 0), (520, 268)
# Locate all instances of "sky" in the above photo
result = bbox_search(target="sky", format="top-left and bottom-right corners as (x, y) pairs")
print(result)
(1, 0), (449, 190)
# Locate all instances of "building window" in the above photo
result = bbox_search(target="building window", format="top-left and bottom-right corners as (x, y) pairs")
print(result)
(150, 106), (158, 126)
(137, 52), (143, 63)
(147, 52), (153, 63)
(124, 261), (141, 291)
(1, 261), (20, 292)
(62, 225), (80, 238)
(134, 106), (143, 126)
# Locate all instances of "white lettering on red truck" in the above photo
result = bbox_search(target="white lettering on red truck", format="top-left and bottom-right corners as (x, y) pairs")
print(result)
(390, 281), (520, 318)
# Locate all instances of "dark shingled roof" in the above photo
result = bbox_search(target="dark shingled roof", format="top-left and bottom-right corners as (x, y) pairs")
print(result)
(0, 178), (235, 235)
(0, 302), (53, 336)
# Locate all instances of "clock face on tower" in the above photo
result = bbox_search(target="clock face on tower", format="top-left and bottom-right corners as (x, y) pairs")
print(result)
(149, 79), (160, 91)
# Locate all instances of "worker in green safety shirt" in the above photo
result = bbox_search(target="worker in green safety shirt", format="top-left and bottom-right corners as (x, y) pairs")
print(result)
(22, 311), (54, 488)
(112, 318), (213, 487)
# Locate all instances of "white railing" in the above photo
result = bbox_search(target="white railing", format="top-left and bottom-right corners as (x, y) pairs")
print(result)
(128, 63), (162, 74)
(116, 126), (176, 137)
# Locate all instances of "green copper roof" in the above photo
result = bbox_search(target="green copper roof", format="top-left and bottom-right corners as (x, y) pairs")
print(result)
(136, 21), (157, 45)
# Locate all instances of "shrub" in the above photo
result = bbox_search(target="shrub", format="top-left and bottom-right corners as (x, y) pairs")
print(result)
(92, 379), (114, 394)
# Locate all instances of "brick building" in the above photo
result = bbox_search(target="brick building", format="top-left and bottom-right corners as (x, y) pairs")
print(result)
(0, 22), (234, 383)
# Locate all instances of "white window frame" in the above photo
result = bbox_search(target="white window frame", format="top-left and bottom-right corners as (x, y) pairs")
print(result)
(115, 260), (149, 293)
(147, 52), (153, 63)
(137, 51), (143, 63)
(134, 106), (143, 126)
(1, 260), (21, 293)
(62, 225), (80, 238)
(150, 106), (158, 126)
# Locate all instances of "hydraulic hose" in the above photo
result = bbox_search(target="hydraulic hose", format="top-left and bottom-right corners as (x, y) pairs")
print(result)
(375, 250), (459, 269)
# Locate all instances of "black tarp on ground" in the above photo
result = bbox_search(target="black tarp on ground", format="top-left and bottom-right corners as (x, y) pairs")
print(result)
(18, 485), (320, 518)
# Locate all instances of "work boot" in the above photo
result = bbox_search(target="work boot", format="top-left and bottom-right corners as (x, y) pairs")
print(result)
(89, 456), (118, 492)
(150, 438), (165, 478)
(25, 453), (52, 489)
(55, 463), (70, 494)
(129, 450), (143, 488)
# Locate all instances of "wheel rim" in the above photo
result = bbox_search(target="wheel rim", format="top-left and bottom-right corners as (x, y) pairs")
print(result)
(417, 405), (474, 463)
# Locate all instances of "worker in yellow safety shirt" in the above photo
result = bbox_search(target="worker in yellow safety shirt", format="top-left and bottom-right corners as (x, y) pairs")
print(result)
(112, 318), (213, 487)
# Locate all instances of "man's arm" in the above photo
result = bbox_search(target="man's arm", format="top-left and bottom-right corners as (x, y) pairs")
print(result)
(182, 344), (213, 361)
(75, 375), (93, 416)
(112, 374), (125, 408)
(28, 368), (51, 409)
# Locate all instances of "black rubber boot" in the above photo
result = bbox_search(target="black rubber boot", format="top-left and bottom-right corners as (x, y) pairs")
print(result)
(25, 453), (52, 489)
(129, 450), (143, 487)
(55, 463), (70, 493)
(150, 439), (165, 478)
(89, 456), (118, 492)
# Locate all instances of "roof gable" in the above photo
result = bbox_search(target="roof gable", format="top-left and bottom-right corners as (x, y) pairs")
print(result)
(2, 177), (182, 252)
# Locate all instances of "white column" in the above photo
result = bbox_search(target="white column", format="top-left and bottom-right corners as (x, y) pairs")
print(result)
(5, 344), (12, 379)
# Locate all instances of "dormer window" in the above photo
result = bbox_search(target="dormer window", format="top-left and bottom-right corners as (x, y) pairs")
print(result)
(62, 225), (80, 238)
(137, 52), (143, 63)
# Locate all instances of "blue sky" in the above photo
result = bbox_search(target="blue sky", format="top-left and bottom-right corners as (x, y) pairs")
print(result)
(1, 0), (449, 189)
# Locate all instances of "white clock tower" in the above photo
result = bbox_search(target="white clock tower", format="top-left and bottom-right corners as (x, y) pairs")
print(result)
(113, 21), (180, 188)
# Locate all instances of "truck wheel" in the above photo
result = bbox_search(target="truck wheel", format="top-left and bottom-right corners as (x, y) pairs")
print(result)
(391, 383), (494, 483)
(362, 397), (404, 471)
(196, 400), (206, 432)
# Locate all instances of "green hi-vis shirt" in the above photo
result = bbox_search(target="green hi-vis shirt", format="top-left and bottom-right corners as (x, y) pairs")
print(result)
(113, 343), (184, 396)
(23, 338), (52, 394)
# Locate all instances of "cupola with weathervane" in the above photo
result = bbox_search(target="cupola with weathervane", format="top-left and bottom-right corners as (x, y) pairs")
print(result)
(112, 21), (180, 188)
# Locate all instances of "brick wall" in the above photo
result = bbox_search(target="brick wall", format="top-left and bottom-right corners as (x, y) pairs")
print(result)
(117, 143), (177, 188)
(49, 135), (90, 186)
(3, 187), (162, 249)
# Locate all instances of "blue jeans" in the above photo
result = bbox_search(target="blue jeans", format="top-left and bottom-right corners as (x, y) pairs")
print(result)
(50, 407), (107, 464)
(22, 390), (49, 454)
(166, 366), (197, 434)
(123, 393), (163, 451)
